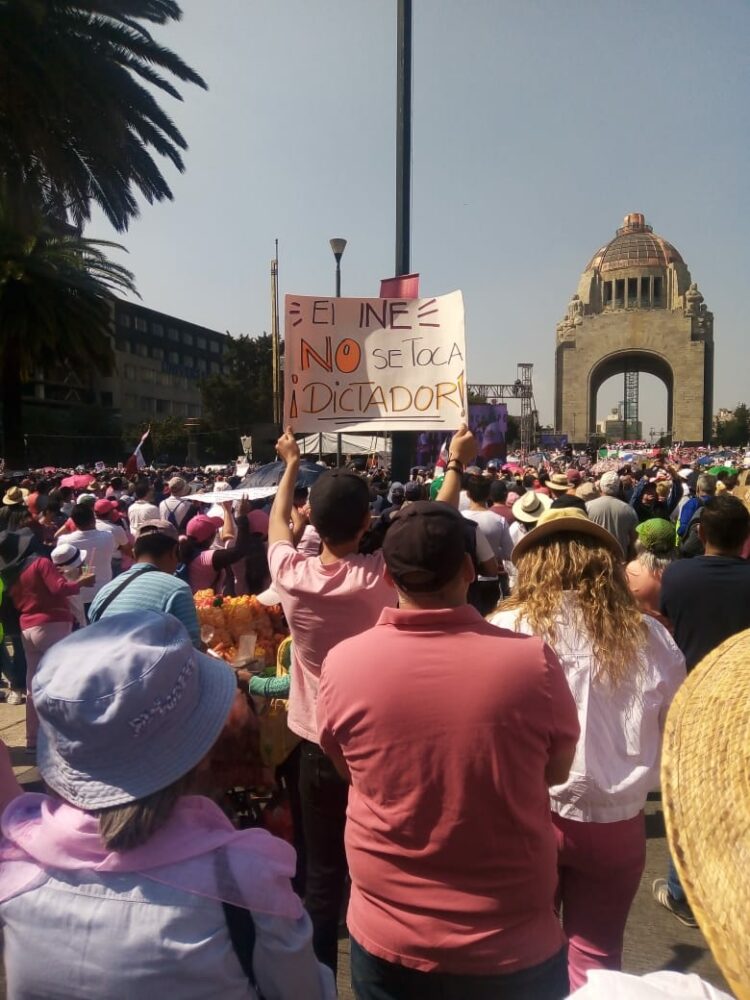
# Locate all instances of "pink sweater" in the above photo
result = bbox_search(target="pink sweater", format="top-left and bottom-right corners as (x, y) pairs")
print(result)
(11, 558), (81, 630)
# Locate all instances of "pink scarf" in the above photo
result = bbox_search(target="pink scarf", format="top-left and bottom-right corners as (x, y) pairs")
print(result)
(0, 792), (302, 919)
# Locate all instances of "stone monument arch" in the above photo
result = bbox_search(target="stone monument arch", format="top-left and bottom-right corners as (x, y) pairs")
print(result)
(555, 213), (714, 443)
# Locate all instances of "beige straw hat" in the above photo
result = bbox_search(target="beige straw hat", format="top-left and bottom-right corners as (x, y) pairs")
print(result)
(512, 507), (623, 563)
(661, 627), (750, 1000)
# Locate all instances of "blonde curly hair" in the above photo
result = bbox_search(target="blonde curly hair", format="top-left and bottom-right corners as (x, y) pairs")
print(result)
(502, 533), (647, 686)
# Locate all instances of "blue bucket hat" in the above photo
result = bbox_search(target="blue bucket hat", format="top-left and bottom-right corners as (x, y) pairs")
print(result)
(33, 611), (237, 809)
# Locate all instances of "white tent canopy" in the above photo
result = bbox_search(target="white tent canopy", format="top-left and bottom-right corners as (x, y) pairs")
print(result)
(298, 432), (391, 456)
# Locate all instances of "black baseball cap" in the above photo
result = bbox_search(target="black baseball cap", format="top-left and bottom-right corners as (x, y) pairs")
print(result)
(309, 470), (370, 543)
(383, 501), (467, 592)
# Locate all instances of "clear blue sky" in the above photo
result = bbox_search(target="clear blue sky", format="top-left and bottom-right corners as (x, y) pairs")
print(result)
(92, 0), (750, 435)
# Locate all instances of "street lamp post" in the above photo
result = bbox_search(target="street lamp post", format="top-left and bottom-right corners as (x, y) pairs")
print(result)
(330, 238), (347, 467)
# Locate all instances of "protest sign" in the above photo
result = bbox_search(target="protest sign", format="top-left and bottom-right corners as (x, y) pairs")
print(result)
(284, 291), (467, 434)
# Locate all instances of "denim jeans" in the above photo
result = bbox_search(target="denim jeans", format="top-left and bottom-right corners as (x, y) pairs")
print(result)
(298, 739), (349, 976)
(350, 938), (569, 1000)
(1, 634), (27, 691)
(667, 857), (686, 902)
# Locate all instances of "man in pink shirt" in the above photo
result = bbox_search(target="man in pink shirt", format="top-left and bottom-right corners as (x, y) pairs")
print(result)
(317, 501), (580, 999)
(268, 425), (477, 975)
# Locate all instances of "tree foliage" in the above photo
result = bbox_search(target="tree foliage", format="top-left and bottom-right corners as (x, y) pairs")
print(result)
(201, 333), (274, 436)
(0, 185), (136, 466)
(715, 404), (750, 447)
(0, 0), (206, 231)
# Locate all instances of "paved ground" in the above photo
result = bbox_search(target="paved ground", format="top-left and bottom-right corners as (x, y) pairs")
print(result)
(1, 701), (730, 997)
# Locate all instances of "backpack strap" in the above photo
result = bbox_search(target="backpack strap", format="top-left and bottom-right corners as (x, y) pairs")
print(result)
(88, 565), (157, 622)
(222, 901), (258, 990)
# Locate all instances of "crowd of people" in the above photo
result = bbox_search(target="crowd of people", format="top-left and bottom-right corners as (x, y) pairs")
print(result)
(0, 430), (749, 998)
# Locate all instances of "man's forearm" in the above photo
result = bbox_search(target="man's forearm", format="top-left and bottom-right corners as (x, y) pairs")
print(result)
(269, 458), (299, 544)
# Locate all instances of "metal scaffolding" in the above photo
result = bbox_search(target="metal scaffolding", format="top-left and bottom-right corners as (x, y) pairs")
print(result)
(470, 362), (536, 455)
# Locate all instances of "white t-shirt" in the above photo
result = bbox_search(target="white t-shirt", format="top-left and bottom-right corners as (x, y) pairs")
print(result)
(128, 501), (160, 532)
(462, 509), (513, 562)
(65, 528), (116, 603)
(159, 497), (195, 533)
(491, 593), (686, 822)
(95, 519), (129, 561)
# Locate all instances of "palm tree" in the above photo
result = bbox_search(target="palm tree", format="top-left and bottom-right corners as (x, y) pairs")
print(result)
(0, 0), (206, 232)
(0, 186), (136, 467)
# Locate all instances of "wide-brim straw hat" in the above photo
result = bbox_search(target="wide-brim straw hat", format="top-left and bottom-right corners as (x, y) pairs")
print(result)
(511, 490), (552, 524)
(2, 486), (29, 506)
(546, 473), (571, 492)
(661, 627), (750, 999)
(512, 507), (623, 563)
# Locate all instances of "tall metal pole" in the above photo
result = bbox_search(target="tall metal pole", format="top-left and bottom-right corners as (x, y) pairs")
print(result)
(391, 0), (413, 481)
(395, 0), (411, 276)
(271, 239), (281, 426)
(335, 259), (342, 467)
(330, 238), (347, 467)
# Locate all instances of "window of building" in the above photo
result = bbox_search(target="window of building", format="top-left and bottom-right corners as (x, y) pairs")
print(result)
(152, 347), (164, 361)
(117, 339), (130, 353)
(209, 340), (220, 354)
(196, 336), (206, 350)
(124, 393), (137, 409)
(169, 350), (179, 365)
(152, 323), (164, 337)
(210, 361), (220, 375)
(142, 368), (155, 384)
(640, 277), (650, 304)
(627, 277), (638, 305)
(188, 403), (201, 418)
(184, 355), (194, 368)
(183, 331), (193, 346)
(168, 327), (179, 341)
(124, 364), (136, 380)
(100, 391), (113, 407)
(653, 276), (663, 306)
(136, 343), (149, 357)
(134, 317), (148, 332)
(196, 359), (207, 374)
(141, 396), (156, 412)
(603, 281), (612, 306)
(119, 314), (131, 328)
(173, 401), (188, 416)
(614, 279), (625, 308)
(156, 398), (171, 414)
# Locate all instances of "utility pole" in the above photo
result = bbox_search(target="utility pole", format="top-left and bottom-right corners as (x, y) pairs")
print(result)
(390, 0), (413, 481)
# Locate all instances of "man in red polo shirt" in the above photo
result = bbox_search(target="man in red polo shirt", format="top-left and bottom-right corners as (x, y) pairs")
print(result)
(318, 501), (580, 999)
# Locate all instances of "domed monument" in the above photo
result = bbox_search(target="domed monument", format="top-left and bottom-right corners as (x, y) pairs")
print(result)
(555, 213), (714, 444)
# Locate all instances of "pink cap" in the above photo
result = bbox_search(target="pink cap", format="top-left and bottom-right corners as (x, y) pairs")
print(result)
(94, 499), (118, 516)
(186, 515), (223, 544)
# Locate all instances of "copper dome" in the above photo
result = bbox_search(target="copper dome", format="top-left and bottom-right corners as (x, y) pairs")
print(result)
(585, 213), (683, 273)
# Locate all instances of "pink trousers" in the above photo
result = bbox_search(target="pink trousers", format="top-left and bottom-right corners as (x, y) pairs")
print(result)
(21, 622), (72, 749)
(553, 811), (646, 991)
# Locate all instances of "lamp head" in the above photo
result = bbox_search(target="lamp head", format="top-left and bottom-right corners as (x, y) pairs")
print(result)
(329, 237), (347, 261)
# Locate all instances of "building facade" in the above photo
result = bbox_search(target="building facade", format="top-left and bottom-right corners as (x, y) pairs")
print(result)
(555, 213), (714, 444)
(99, 299), (231, 426)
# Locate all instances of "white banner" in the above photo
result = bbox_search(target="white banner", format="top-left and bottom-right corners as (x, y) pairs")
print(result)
(284, 291), (467, 433)
(191, 486), (278, 504)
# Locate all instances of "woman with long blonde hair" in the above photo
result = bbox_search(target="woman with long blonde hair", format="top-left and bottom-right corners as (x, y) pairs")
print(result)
(491, 509), (686, 991)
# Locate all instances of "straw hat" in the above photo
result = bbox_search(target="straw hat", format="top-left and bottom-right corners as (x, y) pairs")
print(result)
(2, 486), (29, 506)
(547, 473), (570, 492)
(661, 627), (750, 999)
(512, 507), (623, 563)
(511, 490), (552, 524)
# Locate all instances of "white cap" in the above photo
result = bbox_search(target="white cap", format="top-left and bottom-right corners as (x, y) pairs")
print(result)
(51, 543), (85, 568)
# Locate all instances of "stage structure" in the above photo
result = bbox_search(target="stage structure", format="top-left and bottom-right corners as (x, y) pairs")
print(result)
(470, 362), (537, 455)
